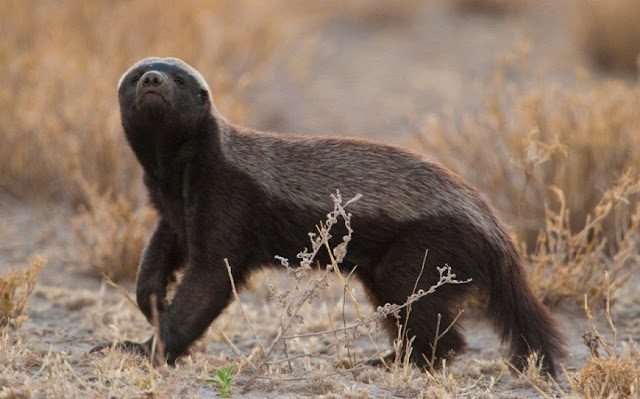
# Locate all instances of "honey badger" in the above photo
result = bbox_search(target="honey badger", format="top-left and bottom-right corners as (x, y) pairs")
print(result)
(93, 57), (565, 376)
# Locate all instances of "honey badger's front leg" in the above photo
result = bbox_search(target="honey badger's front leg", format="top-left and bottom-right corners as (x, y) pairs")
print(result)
(135, 220), (185, 324)
(89, 220), (186, 361)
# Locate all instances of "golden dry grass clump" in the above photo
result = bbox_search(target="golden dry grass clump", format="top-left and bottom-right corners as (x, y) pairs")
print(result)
(568, 283), (640, 398)
(0, 256), (46, 327)
(0, 0), (296, 203)
(527, 173), (640, 306)
(577, 352), (640, 397)
(577, 0), (640, 72)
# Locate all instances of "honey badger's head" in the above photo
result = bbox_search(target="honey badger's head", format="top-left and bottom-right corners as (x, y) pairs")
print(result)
(118, 57), (213, 141)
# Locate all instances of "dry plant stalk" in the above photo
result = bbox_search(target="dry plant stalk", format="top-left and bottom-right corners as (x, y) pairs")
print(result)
(73, 174), (157, 281)
(223, 191), (470, 381)
(103, 274), (138, 310)
(315, 197), (390, 369)
(528, 172), (640, 306)
(392, 250), (466, 372)
(224, 258), (266, 363)
(568, 272), (640, 397)
(149, 294), (164, 368)
(258, 191), (363, 369)
(0, 255), (46, 327)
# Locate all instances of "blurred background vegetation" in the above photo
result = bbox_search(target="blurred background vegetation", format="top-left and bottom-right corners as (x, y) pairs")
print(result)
(1, 0), (640, 304)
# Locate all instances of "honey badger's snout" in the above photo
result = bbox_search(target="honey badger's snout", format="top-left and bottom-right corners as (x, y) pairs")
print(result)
(140, 71), (165, 88)
(136, 70), (172, 105)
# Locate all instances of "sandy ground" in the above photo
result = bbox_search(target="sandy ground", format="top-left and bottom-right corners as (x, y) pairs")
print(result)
(2, 0), (639, 397)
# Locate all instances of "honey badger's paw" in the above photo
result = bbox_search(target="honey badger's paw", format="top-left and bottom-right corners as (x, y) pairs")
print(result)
(90, 338), (157, 362)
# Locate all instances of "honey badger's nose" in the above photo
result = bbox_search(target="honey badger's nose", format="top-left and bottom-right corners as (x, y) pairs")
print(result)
(141, 71), (165, 87)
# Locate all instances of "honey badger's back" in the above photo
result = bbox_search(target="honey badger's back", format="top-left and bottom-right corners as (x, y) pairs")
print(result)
(221, 125), (497, 231)
(219, 122), (565, 375)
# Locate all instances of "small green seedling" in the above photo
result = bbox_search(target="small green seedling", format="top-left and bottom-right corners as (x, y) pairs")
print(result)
(205, 365), (235, 398)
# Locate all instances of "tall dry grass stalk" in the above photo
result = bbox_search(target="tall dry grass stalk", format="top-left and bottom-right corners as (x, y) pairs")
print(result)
(577, 0), (640, 72)
(0, 0), (298, 204)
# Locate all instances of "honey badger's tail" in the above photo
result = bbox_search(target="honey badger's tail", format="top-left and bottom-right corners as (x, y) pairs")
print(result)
(485, 237), (566, 377)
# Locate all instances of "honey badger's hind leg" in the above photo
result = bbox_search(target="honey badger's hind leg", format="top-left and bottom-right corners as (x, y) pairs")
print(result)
(359, 224), (479, 369)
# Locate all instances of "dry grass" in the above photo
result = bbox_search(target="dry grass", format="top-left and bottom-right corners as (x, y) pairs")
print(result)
(201, 193), (511, 398)
(569, 276), (640, 398)
(506, 275), (640, 398)
(413, 51), (640, 305)
(527, 172), (640, 306)
(576, 351), (640, 398)
(576, 0), (640, 73)
(0, 0), (299, 204)
(72, 176), (156, 281)
(0, 256), (46, 327)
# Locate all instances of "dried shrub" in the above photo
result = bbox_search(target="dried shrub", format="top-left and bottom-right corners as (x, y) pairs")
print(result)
(0, 255), (46, 327)
(72, 176), (156, 281)
(569, 276), (640, 397)
(578, 353), (640, 398)
(0, 0), (298, 203)
(577, 0), (640, 72)
(528, 173), (640, 306)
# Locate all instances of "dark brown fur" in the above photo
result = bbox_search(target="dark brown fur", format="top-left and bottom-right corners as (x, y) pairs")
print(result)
(97, 57), (565, 376)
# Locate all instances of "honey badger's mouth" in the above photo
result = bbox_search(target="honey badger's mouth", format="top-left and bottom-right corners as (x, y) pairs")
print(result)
(137, 89), (169, 107)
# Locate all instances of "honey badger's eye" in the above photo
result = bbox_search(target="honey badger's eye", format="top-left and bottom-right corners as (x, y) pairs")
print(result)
(131, 75), (140, 85)
(199, 89), (209, 103)
(174, 76), (184, 85)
